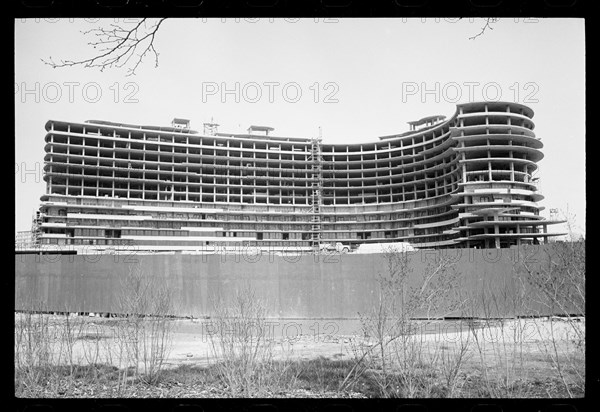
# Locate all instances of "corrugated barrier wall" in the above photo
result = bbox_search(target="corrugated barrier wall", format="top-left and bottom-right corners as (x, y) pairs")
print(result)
(15, 245), (573, 318)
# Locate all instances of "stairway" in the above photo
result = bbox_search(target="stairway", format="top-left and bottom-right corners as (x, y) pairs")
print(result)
(309, 136), (322, 252)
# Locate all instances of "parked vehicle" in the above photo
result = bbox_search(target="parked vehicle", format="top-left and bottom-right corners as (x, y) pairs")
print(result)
(319, 242), (351, 253)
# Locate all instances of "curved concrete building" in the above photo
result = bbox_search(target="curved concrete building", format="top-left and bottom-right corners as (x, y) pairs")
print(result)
(35, 101), (563, 252)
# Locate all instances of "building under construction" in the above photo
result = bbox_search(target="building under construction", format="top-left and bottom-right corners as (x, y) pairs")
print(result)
(32, 101), (564, 253)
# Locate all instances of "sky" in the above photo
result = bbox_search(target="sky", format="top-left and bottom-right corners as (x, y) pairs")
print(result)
(14, 18), (586, 237)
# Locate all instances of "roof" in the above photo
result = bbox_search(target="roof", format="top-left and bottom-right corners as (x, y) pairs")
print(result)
(407, 115), (446, 126)
(248, 125), (275, 132)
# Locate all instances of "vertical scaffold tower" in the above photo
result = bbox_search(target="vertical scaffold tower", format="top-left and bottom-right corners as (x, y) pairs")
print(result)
(31, 211), (42, 246)
(310, 128), (323, 253)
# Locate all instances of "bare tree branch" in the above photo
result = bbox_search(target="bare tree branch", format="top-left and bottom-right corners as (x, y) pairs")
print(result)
(41, 18), (167, 76)
(40, 17), (499, 76)
(469, 18), (499, 40)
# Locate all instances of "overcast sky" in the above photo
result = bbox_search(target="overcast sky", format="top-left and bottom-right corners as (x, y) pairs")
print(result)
(14, 18), (586, 237)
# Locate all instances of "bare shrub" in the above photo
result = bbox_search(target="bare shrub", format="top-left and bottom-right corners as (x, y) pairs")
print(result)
(57, 310), (87, 381)
(438, 332), (471, 397)
(206, 284), (299, 396)
(14, 304), (57, 397)
(343, 248), (466, 397)
(15, 261), (174, 396)
(464, 280), (537, 397)
(116, 261), (175, 384)
(517, 238), (585, 397)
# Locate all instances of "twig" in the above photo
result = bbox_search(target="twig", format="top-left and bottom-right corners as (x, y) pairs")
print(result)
(41, 18), (166, 76)
(469, 18), (499, 40)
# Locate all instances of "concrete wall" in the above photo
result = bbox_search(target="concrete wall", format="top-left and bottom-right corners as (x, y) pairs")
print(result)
(15, 245), (570, 318)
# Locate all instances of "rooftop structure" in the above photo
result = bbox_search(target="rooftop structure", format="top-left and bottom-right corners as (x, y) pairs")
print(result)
(247, 125), (275, 136)
(407, 115), (446, 131)
(31, 101), (564, 253)
(171, 118), (190, 130)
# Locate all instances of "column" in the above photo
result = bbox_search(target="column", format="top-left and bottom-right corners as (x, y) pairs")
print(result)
(494, 223), (500, 248)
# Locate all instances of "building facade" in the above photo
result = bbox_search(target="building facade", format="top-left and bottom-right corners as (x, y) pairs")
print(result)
(33, 101), (563, 252)
(15, 230), (35, 249)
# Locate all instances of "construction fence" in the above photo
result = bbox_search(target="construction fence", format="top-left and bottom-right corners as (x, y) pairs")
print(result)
(15, 244), (581, 319)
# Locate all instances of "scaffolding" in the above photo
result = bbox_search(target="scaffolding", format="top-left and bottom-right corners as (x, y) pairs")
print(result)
(31, 211), (42, 246)
(309, 130), (323, 253)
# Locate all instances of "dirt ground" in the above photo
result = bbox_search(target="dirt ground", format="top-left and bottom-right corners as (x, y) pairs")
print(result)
(20, 314), (583, 370)
(15, 314), (585, 397)
(165, 317), (584, 367)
